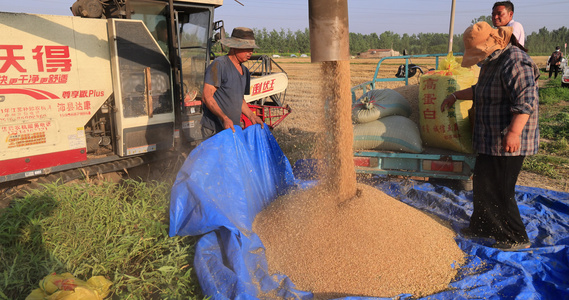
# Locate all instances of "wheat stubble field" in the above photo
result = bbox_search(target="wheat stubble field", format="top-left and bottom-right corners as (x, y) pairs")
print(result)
(269, 56), (567, 192)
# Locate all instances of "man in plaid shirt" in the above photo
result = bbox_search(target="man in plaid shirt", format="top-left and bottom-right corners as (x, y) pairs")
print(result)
(441, 22), (539, 251)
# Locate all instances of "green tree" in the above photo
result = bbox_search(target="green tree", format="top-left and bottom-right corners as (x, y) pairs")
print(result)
(378, 31), (400, 50)
(471, 15), (493, 26)
(224, 23), (569, 57)
(295, 29), (310, 54)
(349, 32), (367, 55)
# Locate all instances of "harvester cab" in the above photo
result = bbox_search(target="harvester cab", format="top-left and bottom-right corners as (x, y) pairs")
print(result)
(71, 0), (229, 153)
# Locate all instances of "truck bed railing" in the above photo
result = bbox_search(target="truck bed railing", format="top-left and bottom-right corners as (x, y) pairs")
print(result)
(351, 52), (463, 103)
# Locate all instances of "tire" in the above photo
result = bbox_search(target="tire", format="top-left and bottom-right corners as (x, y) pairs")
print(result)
(459, 179), (473, 191)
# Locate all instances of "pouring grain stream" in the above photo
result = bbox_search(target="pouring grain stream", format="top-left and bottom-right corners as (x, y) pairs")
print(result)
(317, 60), (357, 200)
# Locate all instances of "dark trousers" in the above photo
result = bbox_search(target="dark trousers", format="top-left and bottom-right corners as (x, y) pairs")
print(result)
(469, 154), (529, 244)
(549, 64), (560, 78)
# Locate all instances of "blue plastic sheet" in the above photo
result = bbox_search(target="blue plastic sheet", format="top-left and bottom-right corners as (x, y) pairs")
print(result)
(169, 125), (569, 299)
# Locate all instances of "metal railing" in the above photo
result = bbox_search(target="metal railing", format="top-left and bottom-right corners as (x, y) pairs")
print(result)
(351, 52), (463, 102)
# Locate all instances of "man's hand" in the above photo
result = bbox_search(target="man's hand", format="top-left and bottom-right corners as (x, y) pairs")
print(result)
(440, 94), (457, 112)
(241, 99), (264, 129)
(502, 130), (521, 153)
(250, 114), (265, 129)
(503, 113), (530, 153)
(221, 116), (235, 132)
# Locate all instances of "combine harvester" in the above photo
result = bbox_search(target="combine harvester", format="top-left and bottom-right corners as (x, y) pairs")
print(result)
(0, 0), (290, 197)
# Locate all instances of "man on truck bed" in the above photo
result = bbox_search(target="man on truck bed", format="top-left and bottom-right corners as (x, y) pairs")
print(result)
(201, 27), (264, 139)
(441, 22), (539, 251)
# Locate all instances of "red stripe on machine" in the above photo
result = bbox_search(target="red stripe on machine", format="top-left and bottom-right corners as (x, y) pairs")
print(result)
(0, 149), (87, 176)
(0, 88), (59, 100)
(29, 88), (60, 99)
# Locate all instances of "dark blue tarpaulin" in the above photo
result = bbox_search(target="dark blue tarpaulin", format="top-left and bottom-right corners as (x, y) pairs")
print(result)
(169, 125), (569, 299)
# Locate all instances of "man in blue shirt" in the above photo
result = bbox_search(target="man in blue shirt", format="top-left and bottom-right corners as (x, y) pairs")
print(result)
(201, 27), (264, 138)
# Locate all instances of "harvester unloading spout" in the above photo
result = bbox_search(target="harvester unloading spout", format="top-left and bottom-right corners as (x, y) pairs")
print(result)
(308, 0), (350, 62)
(308, 0), (357, 200)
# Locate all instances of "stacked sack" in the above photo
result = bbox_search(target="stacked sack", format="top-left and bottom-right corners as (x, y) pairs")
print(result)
(352, 88), (423, 153)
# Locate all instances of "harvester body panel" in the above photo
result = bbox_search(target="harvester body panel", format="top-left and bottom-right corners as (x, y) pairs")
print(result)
(0, 12), (113, 177)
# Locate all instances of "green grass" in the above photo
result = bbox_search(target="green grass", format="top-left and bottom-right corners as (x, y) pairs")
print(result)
(540, 137), (569, 156)
(522, 76), (569, 180)
(539, 77), (569, 105)
(523, 154), (568, 179)
(0, 180), (205, 300)
(539, 107), (569, 140)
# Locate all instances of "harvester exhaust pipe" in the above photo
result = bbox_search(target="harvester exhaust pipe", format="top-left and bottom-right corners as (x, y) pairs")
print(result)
(308, 0), (350, 62)
(308, 0), (357, 201)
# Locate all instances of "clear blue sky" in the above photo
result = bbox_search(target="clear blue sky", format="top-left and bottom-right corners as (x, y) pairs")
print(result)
(3, 0), (568, 37)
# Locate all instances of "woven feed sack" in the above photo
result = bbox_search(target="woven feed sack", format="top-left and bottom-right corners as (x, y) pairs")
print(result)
(352, 89), (412, 123)
(353, 115), (422, 153)
(418, 53), (479, 153)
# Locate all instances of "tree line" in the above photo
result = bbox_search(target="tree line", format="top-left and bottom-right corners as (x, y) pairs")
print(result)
(213, 16), (569, 57)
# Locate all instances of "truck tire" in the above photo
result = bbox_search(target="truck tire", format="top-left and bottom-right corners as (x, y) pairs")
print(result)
(459, 179), (473, 191)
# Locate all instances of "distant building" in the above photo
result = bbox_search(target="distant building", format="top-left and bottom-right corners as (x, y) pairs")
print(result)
(358, 49), (400, 58)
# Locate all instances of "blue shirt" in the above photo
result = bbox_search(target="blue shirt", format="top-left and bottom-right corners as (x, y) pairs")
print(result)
(201, 55), (250, 132)
(472, 45), (540, 156)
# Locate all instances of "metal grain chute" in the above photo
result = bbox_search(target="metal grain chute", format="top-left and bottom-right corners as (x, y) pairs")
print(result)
(308, 0), (350, 62)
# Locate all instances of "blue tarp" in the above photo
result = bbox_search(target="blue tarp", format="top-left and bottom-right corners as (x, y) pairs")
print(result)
(169, 125), (569, 299)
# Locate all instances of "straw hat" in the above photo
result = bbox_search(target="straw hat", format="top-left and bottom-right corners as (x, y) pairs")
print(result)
(462, 22), (512, 67)
(220, 27), (259, 49)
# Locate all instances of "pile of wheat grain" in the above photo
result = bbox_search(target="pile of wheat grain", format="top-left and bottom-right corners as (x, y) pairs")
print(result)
(253, 184), (465, 298)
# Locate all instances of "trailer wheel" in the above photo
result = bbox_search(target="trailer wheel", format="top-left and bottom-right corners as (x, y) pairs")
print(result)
(459, 179), (473, 191)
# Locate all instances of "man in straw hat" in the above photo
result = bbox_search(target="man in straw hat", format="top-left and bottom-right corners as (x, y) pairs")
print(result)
(201, 27), (264, 139)
(441, 22), (539, 251)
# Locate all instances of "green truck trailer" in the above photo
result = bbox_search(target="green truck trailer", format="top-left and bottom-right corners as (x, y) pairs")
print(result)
(351, 53), (476, 190)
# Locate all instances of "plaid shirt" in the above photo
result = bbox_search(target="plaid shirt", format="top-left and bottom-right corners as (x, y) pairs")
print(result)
(472, 45), (540, 156)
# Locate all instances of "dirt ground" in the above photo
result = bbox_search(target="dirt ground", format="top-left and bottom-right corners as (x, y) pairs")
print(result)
(271, 55), (569, 193)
